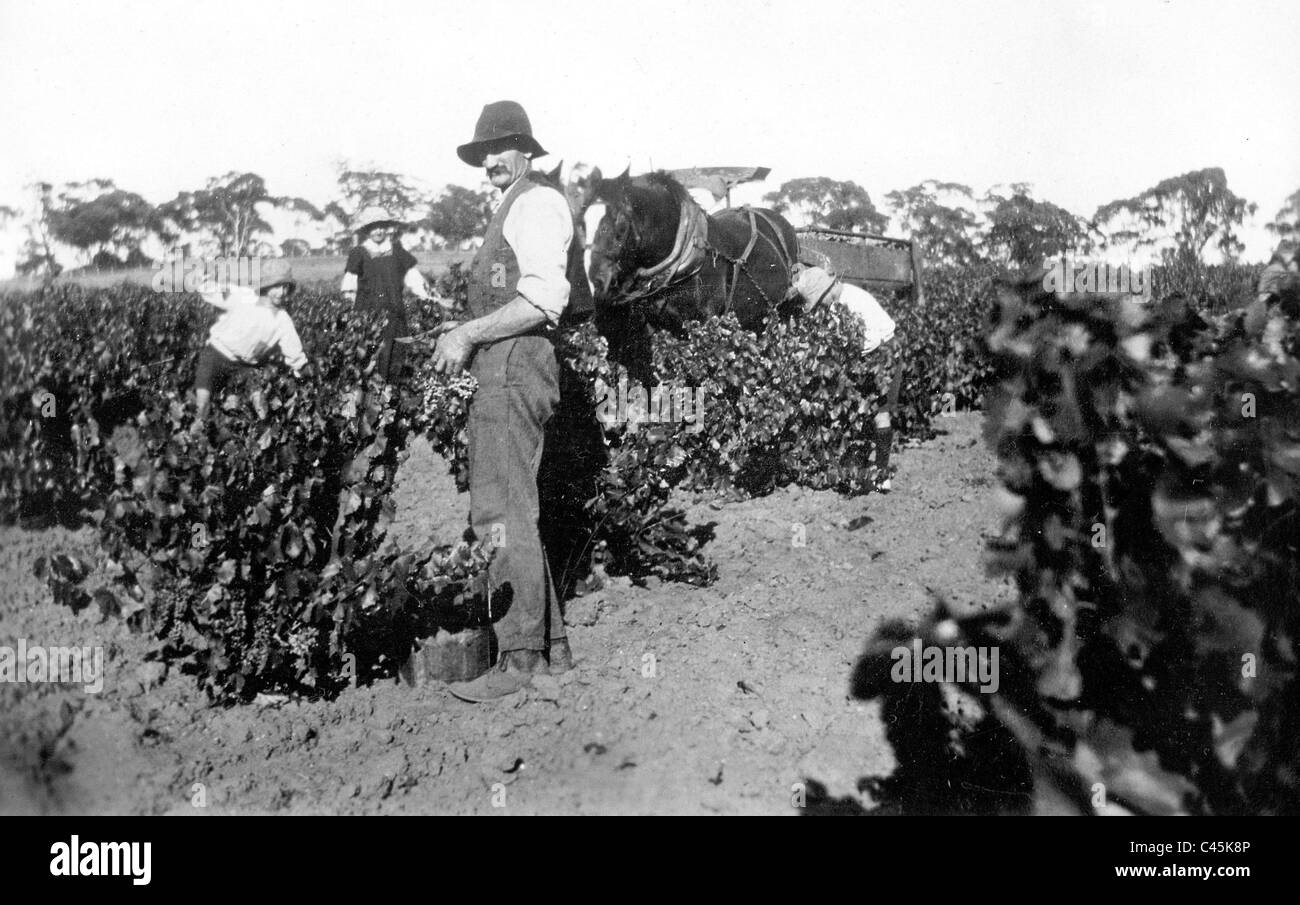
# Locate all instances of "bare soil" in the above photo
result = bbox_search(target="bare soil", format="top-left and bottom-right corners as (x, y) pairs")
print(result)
(0, 411), (1012, 815)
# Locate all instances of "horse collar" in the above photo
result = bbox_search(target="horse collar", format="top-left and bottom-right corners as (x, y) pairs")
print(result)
(618, 199), (710, 303)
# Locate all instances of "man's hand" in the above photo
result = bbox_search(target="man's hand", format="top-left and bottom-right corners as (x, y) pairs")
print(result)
(428, 297), (547, 372)
(432, 324), (474, 374)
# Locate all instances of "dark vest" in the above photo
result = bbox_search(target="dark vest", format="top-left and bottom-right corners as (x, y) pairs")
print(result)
(467, 171), (562, 387)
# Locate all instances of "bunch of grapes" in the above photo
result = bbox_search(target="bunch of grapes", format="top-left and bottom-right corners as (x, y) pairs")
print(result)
(287, 623), (316, 661)
(416, 370), (478, 424)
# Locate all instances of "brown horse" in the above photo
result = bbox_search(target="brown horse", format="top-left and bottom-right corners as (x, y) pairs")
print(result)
(582, 168), (799, 375)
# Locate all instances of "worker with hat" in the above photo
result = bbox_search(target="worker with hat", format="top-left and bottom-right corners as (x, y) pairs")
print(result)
(1252, 239), (1299, 315)
(431, 100), (575, 702)
(1243, 239), (1299, 358)
(342, 208), (445, 382)
(192, 259), (308, 422)
(791, 263), (900, 491)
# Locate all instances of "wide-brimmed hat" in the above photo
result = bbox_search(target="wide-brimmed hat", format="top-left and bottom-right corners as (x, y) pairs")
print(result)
(791, 264), (840, 307)
(258, 260), (297, 296)
(457, 100), (549, 167)
(353, 207), (408, 235)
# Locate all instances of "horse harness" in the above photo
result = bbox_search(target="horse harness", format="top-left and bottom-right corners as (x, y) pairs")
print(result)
(617, 201), (711, 305)
(617, 200), (797, 317)
(717, 206), (798, 311)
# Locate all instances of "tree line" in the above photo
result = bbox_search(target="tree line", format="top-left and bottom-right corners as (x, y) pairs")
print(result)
(3, 163), (1296, 277)
(1, 165), (499, 276)
(763, 169), (1298, 270)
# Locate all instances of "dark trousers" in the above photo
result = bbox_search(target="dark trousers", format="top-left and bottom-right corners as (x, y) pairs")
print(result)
(873, 337), (903, 472)
(375, 310), (411, 383)
(195, 343), (245, 394)
(467, 336), (564, 653)
(881, 350), (903, 412)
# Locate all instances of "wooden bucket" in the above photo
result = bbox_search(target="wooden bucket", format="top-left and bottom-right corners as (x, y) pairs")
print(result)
(399, 627), (491, 686)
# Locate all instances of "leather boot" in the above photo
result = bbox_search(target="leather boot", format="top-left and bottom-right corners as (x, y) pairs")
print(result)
(448, 649), (545, 703)
(547, 638), (574, 674)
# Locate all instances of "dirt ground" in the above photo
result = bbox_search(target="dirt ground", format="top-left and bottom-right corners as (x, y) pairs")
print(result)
(0, 411), (1014, 815)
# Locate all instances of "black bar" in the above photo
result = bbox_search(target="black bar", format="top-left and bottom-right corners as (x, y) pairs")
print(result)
(2, 815), (1283, 891)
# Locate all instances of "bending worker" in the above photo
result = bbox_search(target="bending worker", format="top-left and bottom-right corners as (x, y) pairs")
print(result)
(792, 263), (900, 491)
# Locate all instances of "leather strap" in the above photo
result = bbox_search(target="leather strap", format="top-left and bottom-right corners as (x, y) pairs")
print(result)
(738, 208), (762, 266)
(749, 208), (796, 272)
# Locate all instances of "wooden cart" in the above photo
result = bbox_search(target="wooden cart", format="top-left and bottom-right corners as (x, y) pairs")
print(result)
(795, 228), (926, 306)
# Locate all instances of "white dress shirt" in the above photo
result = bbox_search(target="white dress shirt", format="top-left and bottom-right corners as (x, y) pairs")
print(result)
(500, 176), (573, 325)
(201, 285), (307, 371)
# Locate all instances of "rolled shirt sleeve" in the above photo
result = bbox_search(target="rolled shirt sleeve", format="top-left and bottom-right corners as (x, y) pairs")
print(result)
(199, 287), (231, 310)
(272, 310), (308, 372)
(403, 266), (430, 298)
(502, 184), (573, 324)
(200, 283), (258, 310)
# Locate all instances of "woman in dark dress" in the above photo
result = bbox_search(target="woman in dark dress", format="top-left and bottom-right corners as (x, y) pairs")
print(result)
(341, 208), (444, 382)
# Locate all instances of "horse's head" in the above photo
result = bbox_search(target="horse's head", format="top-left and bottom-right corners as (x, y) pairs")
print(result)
(586, 166), (640, 304)
(586, 168), (689, 307)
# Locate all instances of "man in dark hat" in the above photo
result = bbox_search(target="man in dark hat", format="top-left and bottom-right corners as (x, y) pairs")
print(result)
(432, 100), (575, 702)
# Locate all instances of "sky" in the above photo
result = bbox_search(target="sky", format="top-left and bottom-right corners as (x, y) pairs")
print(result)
(2, 0), (1298, 266)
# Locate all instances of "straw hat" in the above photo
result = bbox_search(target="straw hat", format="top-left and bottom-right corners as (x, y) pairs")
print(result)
(258, 259), (297, 296)
(353, 207), (408, 235)
(792, 264), (840, 307)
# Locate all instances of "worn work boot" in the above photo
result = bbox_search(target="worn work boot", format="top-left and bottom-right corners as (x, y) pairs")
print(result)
(547, 638), (574, 674)
(448, 649), (545, 703)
